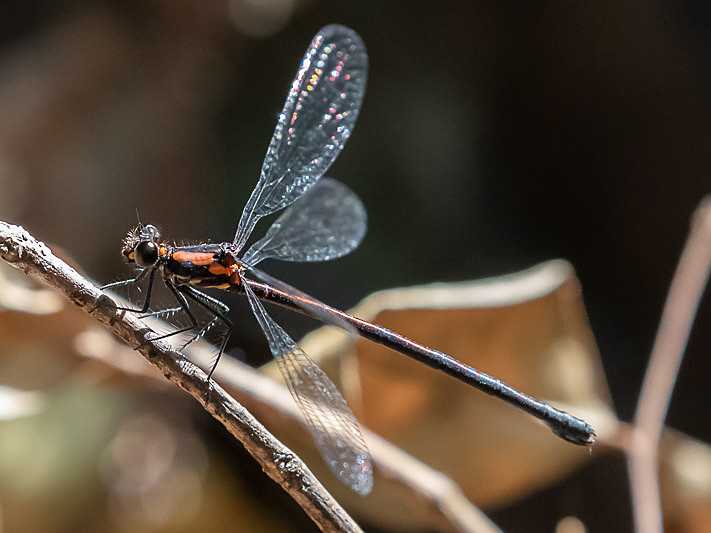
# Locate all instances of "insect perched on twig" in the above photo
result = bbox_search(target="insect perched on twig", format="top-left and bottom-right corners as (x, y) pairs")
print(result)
(103, 24), (594, 496)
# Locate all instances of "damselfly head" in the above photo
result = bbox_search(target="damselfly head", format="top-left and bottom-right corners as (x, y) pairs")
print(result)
(121, 224), (161, 265)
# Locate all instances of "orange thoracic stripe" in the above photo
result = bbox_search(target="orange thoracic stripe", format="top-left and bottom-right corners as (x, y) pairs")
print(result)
(172, 251), (215, 265)
(208, 263), (231, 276)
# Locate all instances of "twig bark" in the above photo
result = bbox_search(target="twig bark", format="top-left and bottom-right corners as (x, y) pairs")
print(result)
(628, 198), (711, 533)
(0, 221), (362, 533)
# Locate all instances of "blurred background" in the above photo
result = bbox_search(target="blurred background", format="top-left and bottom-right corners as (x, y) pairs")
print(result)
(1, 0), (710, 531)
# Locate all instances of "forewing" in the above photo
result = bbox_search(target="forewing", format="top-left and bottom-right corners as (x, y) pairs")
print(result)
(243, 279), (373, 495)
(241, 178), (366, 265)
(233, 25), (368, 252)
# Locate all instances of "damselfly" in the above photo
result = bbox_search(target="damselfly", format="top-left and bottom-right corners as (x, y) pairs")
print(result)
(103, 25), (595, 496)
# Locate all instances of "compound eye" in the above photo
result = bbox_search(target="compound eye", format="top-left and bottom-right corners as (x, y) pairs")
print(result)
(134, 241), (159, 267)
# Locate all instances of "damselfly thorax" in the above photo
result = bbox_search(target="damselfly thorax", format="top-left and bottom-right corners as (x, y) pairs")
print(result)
(124, 232), (244, 291)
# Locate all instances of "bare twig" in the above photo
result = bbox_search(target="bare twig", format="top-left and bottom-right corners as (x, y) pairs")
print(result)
(628, 198), (711, 533)
(0, 221), (362, 533)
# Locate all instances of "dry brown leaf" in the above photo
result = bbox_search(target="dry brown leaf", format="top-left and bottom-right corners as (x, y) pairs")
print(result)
(659, 430), (711, 532)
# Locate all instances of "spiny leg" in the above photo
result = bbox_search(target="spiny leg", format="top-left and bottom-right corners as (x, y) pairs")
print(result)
(179, 315), (220, 350)
(101, 268), (157, 313)
(106, 269), (232, 383)
(170, 287), (230, 351)
(177, 285), (232, 381)
(139, 307), (183, 320)
(146, 281), (201, 342)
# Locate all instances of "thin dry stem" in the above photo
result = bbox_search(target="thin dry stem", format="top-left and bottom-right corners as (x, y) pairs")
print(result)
(628, 198), (711, 533)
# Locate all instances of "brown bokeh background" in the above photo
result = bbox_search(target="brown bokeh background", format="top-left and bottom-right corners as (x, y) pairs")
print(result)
(1, 1), (710, 531)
